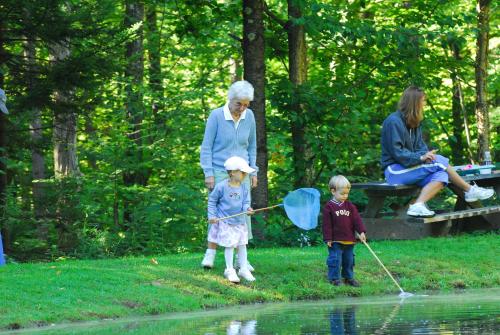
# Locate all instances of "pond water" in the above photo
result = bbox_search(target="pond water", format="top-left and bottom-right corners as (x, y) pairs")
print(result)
(5, 289), (500, 334)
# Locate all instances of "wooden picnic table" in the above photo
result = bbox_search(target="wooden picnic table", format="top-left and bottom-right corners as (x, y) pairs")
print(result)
(448, 172), (500, 233)
(351, 171), (500, 239)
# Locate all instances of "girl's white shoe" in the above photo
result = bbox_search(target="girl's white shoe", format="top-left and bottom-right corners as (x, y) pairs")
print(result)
(201, 250), (215, 269)
(246, 262), (255, 272)
(238, 268), (256, 282)
(235, 256), (255, 272)
(224, 268), (240, 283)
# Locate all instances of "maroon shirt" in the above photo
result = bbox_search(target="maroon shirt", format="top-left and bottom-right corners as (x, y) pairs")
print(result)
(322, 199), (366, 243)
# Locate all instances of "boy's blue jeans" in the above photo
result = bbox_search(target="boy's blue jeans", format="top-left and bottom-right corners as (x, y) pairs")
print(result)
(327, 242), (354, 281)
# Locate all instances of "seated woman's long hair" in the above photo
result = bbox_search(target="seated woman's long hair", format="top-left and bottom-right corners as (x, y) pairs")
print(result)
(398, 86), (425, 128)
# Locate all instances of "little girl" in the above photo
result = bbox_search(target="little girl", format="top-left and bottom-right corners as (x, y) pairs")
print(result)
(208, 156), (256, 283)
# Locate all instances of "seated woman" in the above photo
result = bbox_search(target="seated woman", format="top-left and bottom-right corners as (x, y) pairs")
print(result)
(381, 86), (494, 217)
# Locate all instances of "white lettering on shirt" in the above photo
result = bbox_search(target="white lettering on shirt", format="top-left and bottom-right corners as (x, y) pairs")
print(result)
(335, 209), (350, 217)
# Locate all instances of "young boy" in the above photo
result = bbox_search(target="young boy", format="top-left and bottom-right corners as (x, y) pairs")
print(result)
(322, 175), (367, 286)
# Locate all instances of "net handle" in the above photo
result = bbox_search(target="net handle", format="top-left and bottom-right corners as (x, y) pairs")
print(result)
(211, 204), (282, 222)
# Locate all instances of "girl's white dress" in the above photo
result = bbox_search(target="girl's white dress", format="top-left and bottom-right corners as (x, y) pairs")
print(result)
(208, 220), (248, 248)
(207, 180), (250, 248)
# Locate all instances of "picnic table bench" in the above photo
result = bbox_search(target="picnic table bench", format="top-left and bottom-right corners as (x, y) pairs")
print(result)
(352, 172), (500, 239)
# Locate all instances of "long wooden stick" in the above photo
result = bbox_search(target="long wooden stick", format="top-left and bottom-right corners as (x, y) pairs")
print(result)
(211, 204), (282, 222)
(357, 234), (405, 293)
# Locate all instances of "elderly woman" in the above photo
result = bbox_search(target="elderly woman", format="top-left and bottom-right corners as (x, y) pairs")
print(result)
(200, 80), (258, 270)
(381, 86), (494, 217)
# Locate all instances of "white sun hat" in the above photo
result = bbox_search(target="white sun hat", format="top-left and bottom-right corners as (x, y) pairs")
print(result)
(224, 156), (255, 174)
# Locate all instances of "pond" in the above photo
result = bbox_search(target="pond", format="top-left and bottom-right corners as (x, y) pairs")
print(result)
(4, 289), (499, 334)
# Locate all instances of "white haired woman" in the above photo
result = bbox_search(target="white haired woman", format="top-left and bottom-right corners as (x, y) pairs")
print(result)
(200, 80), (258, 271)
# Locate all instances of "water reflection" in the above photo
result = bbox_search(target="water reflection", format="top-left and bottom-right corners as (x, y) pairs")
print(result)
(224, 320), (257, 335)
(329, 306), (357, 335)
(372, 301), (401, 334)
(4, 289), (499, 334)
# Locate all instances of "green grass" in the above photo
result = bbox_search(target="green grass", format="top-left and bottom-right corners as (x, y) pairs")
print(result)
(0, 233), (499, 330)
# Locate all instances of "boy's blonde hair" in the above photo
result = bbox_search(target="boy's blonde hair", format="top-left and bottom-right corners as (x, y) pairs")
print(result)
(328, 175), (351, 190)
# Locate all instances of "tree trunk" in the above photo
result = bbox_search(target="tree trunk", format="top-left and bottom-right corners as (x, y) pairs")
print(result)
(123, 1), (146, 225)
(0, 22), (8, 255)
(84, 114), (97, 169)
(25, 35), (48, 241)
(243, 0), (268, 231)
(50, 40), (80, 178)
(287, 0), (313, 187)
(49, 38), (80, 251)
(230, 56), (243, 83)
(448, 42), (466, 165)
(145, 2), (163, 123)
(474, 0), (491, 163)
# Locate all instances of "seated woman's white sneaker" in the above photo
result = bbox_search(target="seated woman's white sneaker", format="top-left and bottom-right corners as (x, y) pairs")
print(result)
(465, 184), (495, 202)
(224, 268), (240, 283)
(238, 268), (256, 281)
(407, 203), (435, 217)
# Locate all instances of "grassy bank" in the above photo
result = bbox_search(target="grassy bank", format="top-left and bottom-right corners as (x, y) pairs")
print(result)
(0, 233), (499, 330)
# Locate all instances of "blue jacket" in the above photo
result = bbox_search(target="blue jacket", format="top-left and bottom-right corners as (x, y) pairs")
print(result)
(380, 111), (428, 170)
(200, 106), (257, 177)
(208, 180), (250, 225)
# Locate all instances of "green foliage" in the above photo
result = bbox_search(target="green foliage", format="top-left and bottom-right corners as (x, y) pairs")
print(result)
(0, 0), (498, 260)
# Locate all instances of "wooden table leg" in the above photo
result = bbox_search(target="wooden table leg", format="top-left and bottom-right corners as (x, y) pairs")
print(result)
(363, 193), (386, 218)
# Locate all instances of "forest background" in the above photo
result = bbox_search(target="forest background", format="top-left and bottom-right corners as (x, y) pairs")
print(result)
(0, 0), (498, 262)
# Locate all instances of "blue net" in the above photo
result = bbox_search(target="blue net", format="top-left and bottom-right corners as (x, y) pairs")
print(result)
(282, 188), (321, 230)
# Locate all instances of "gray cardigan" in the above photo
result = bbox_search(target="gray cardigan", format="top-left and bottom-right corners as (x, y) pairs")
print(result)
(380, 111), (428, 170)
(200, 107), (257, 178)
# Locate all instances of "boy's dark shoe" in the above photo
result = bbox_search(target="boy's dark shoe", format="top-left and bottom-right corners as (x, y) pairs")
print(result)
(344, 279), (361, 287)
(331, 279), (342, 286)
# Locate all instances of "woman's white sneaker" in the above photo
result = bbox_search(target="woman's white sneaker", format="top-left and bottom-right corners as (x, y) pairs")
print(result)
(464, 184), (495, 202)
(407, 203), (435, 217)
(224, 268), (240, 283)
(238, 268), (256, 282)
